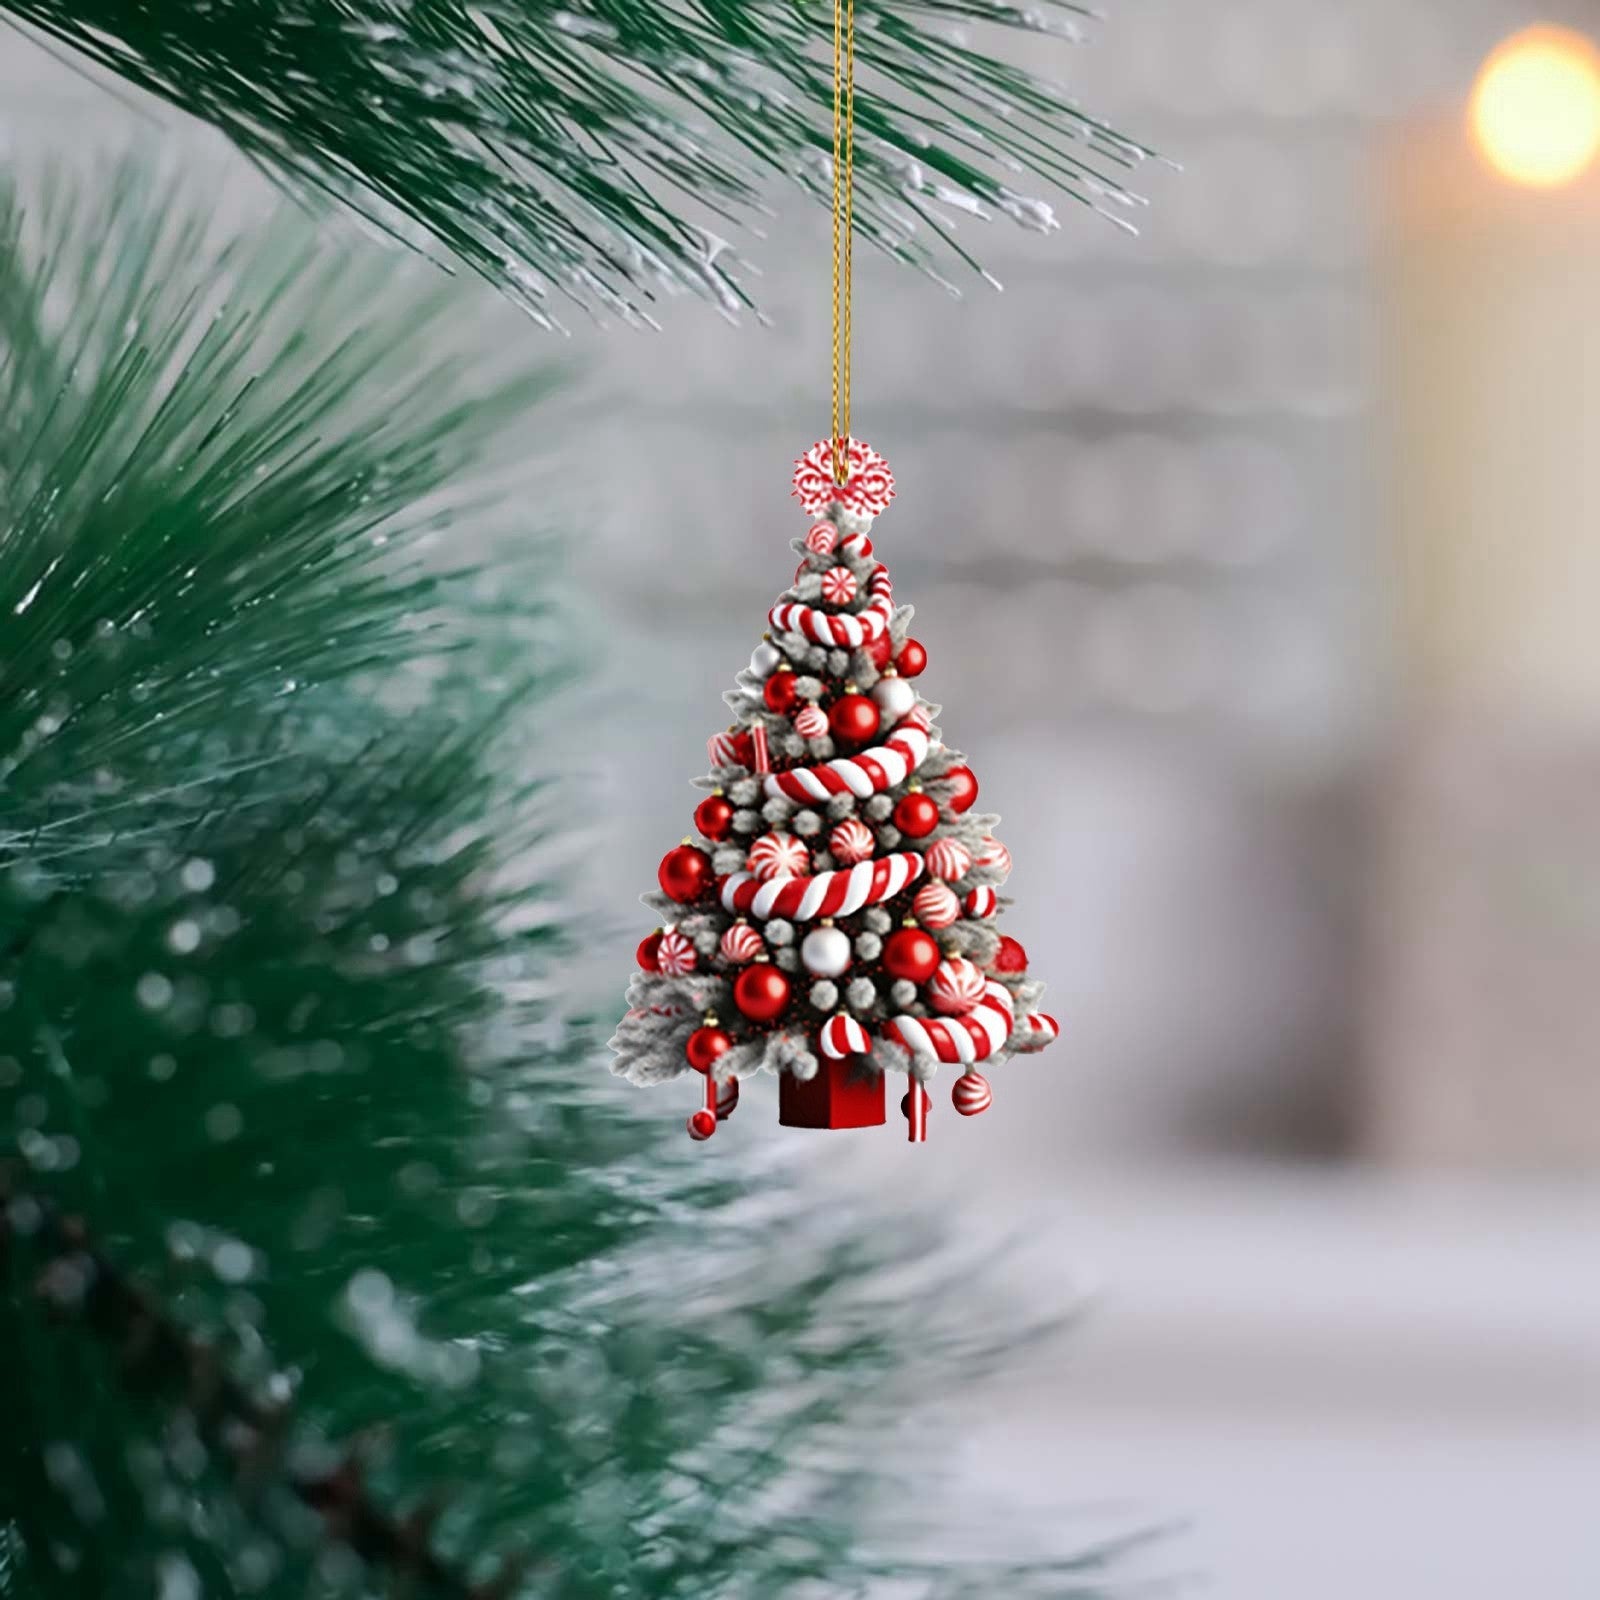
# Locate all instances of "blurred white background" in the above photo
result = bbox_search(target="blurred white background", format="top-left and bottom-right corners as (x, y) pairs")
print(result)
(5, 2), (1596, 1595)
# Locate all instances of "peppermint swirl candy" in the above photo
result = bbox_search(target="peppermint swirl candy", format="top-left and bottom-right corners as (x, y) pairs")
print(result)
(976, 835), (1012, 879)
(927, 956), (986, 1016)
(883, 979), (1014, 1066)
(951, 1070), (994, 1117)
(828, 817), (875, 864)
(656, 929), (698, 976)
(805, 522), (839, 555)
(794, 704), (828, 740)
(791, 437), (896, 520)
(913, 881), (961, 930)
(923, 837), (973, 883)
(820, 566), (859, 606)
(747, 832), (810, 882)
(719, 922), (764, 964)
(721, 850), (924, 923)
(964, 885), (998, 919)
(765, 708), (931, 804)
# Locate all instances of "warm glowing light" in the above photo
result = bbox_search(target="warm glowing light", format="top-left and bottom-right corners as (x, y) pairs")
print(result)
(1470, 26), (1600, 188)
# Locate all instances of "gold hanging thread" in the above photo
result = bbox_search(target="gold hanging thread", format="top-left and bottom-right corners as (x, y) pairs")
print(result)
(831, 0), (856, 486)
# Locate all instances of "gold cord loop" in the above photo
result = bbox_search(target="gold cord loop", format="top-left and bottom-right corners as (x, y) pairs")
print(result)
(831, 0), (855, 486)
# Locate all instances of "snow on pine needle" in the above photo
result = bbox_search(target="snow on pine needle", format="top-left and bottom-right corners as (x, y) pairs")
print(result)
(1, 0), (1155, 324)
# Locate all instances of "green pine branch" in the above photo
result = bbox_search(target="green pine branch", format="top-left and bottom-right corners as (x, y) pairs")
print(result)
(0, 167), (1151, 1600)
(1, 0), (1153, 325)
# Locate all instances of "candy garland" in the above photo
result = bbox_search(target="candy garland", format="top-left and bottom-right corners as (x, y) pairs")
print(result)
(769, 558), (894, 648)
(764, 707), (932, 803)
(720, 850), (924, 922)
(884, 979), (1015, 1066)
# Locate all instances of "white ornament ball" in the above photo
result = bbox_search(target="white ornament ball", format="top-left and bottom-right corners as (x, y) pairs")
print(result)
(750, 640), (783, 677)
(976, 835), (1012, 879)
(871, 672), (917, 723)
(794, 704), (828, 740)
(912, 881), (961, 930)
(800, 924), (852, 978)
(927, 956), (985, 1016)
(655, 929), (698, 976)
(923, 838), (973, 882)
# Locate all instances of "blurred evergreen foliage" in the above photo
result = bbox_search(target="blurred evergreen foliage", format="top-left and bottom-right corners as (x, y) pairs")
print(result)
(1, 0), (1152, 323)
(0, 172), (1134, 1599)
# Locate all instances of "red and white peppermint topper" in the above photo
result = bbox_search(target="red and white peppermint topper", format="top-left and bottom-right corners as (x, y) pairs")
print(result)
(791, 437), (896, 520)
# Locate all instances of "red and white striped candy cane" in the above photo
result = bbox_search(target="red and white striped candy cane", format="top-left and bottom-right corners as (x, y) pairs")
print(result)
(763, 708), (931, 804)
(769, 561), (894, 648)
(720, 851), (924, 923)
(1014, 1011), (1060, 1050)
(819, 1012), (872, 1060)
(882, 980), (1015, 1066)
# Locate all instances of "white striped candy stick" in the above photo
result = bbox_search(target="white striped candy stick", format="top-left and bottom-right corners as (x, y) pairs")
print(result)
(763, 708), (931, 804)
(720, 851), (924, 923)
(882, 980), (1015, 1066)
(818, 1012), (872, 1060)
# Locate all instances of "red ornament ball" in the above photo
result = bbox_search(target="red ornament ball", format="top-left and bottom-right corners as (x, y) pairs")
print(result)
(896, 638), (928, 678)
(993, 935), (1029, 975)
(687, 1108), (717, 1140)
(900, 1086), (932, 1119)
(829, 692), (881, 746)
(892, 791), (940, 839)
(764, 668), (801, 715)
(694, 793), (735, 841)
(943, 764), (979, 815)
(952, 1071), (993, 1117)
(636, 931), (663, 971)
(733, 962), (792, 1022)
(685, 1025), (733, 1074)
(865, 631), (893, 670)
(659, 843), (714, 904)
(882, 926), (940, 984)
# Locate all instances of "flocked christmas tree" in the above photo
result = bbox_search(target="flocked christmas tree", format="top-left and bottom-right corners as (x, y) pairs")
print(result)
(613, 442), (1058, 1141)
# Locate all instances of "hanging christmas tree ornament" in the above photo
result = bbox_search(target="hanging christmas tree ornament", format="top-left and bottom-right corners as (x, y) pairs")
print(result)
(828, 688), (881, 746)
(800, 921), (852, 978)
(892, 787), (940, 839)
(871, 668), (917, 724)
(912, 881), (961, 931)
(764, 665), (801, 715)
(695, 791), (735, 841)
(964, 885), (999, 920)
(923, 837), (973, 883)
(943, 764), (979, 814)
(733, 959), (793, 1022)
(952, 1071), (994, 1117)
(720, 920), (765, 964)
(660, 841), (714, 903)
(686, 1016), (733, 1074)
(882, 924), (940, 985)
(610, 0), (1060, 1142)
(896, 638), (929, 678)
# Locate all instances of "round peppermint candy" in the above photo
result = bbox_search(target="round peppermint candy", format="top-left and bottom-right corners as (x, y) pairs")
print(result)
(747, 832), (810, 882)
(805, 521), (839, 555)
(913, 882), (961, 930)
(655, 929), (697, 976)
(820, 566), (859, 606)
(720, 922), (764, 964)
(976, 836), (1012, 880)
(927, 956), (985, 1016)
(828, 817), (875, 865)
(923, 838), (973, 883)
